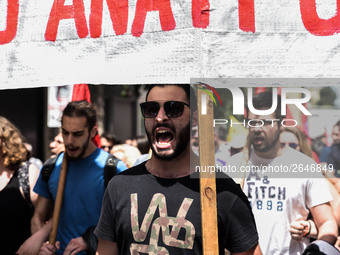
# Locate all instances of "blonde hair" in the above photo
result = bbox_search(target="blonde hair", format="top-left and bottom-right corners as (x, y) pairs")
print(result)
(280, 127), (313, 159)
(110, 144), (141, 168)
(0, 116), (27, 170)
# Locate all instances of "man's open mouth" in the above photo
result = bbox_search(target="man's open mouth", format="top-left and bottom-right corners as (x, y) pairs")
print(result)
(155, 129), (174, 149)
(253, 136), (264, 145)
(66, 147), (78, 153)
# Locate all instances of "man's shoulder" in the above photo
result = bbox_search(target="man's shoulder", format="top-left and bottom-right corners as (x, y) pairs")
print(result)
(115, 161), (148, 178)
(95, 148), (110, 161)
(106, 162), (148, 190)
(215, 175), (250, 204)
(87, 149), (117, 167)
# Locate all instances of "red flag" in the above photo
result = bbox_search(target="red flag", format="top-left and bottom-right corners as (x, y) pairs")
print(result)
(72, 84), (91, 102)
(72, 84), (101, 147)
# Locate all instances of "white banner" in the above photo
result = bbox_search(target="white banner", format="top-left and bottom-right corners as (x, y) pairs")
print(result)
(1, 0), (340, 88)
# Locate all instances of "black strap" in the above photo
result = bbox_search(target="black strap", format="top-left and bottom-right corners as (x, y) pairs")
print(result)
(82, 154), (119, 254)
(41, 152), (62, 182)
(81, 226), (98, 255)
(17, 161), (33, 211)
(103, 154), (119, 187)
(42, 152), (118, 187)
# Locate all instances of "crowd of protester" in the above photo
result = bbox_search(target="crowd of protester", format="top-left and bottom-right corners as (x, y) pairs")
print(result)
(213, 93), (340, 254)
(1, 86), (340, 254)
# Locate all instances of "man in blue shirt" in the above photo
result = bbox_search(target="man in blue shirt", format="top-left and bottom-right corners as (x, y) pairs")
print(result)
(30, 101), (126, 255)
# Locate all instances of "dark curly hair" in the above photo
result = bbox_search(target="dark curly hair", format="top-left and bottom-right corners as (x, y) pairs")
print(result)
(0, 116), (27, 171)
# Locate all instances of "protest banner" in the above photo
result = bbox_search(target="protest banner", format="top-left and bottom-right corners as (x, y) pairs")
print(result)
(1, 0), (340, 88)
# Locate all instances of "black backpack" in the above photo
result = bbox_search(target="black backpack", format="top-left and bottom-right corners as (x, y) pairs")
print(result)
(41, 153), (119, 187)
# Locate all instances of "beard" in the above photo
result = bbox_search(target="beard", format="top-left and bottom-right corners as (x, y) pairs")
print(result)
(65, 135), (90, 160)
(252, 130), (280, 153)
(146, 122), (191, 161)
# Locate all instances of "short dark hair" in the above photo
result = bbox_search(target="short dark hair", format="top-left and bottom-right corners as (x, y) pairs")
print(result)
(101, 132), (120, 145)
(246, 91), (284, 120)
(62, 101), (97, 131)
(145, 84), (197, 112)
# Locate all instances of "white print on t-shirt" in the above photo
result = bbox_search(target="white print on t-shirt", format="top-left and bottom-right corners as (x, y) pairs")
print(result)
(245, 171), (286, 212)
(130, 193), (195, 254)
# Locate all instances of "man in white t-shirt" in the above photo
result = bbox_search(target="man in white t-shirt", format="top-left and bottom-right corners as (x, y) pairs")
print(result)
(229, 91), (338, 255)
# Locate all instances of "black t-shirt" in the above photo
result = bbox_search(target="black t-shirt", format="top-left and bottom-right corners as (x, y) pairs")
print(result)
(0, 172), (32, 255)
(95, 162), (258, 254)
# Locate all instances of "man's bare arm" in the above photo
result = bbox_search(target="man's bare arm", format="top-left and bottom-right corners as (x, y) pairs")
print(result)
(96, 239), (118, 255)
(17, 221), (52, 255)
(231, 243), (258, 255)
(31, 195), (53, 233)
(310, 202), (338, 245)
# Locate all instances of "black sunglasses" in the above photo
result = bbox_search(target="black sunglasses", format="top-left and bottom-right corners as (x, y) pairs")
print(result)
(280, 142), (299, 150)
(101, 145), (113, 150)
(140, 101), (190, 118)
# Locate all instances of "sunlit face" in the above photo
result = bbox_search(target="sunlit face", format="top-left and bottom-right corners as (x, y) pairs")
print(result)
(280, 131), (300, 151)
(62, 116), (95, 160)
(144, 86), (190, 160)
(49, 132), (64, 156)
(248, 111), (281, 153)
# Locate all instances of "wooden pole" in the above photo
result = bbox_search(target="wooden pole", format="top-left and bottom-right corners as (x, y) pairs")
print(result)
(197, 86), (219, 254)
(49, 156), (68, 244)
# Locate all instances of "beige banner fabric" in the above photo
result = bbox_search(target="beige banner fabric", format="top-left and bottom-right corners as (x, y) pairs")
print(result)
(1, 0), (340, 88)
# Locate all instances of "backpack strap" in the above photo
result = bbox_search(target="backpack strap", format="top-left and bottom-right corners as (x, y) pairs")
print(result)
(81, 154), (119, 255)
(104, 154), (119, 187)
(41, 152), (118, 186)
(41, 152), (62, 182)
(17, 161), (33, 210)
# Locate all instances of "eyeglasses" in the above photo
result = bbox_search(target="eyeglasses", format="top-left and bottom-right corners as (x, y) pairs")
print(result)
(246, 119), (276, 127)
(280, 142), (299, 150)
(101, 145), (113, 150)
(140, 101), (190, 118)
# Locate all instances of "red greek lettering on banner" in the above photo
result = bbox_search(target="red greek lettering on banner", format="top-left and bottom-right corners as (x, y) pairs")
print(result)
(45, 0), (89, 42)
(89, 0), (129, 38)
(239, 0), (255, 32)
(192, 0), (210, 29)
(131, 0), (176, 37)
(0, 0), (19, 45)
(300, 0), (340, 36)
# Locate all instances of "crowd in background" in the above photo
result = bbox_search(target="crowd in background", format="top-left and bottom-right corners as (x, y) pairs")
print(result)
(1, 92), (340, 254)
(0, 112), (151, 254)
(214, 119), (340, 253)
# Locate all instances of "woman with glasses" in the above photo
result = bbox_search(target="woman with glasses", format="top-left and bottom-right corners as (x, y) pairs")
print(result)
(280, 127), (313, 158)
